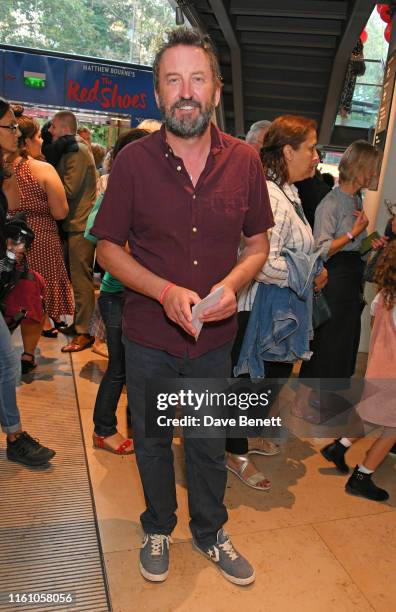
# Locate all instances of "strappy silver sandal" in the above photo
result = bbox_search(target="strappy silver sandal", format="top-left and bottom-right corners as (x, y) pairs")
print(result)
(226, 453), (271, 491)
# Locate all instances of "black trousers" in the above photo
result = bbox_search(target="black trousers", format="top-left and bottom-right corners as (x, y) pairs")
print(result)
(300, 252), (365, 382)
(124, 338), (232, 548)
(226, 311), (293, 455)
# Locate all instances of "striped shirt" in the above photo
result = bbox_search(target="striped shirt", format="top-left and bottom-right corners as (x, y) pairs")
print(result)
(238, 180), (314, 311)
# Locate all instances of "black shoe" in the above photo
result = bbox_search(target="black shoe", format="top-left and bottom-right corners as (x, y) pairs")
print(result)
(7, 432), (56, 466)
(60, 324), (76, 336)
(389, 443), (396, 457)
(21, 352), (37, 375)
(41, 327), (58, 338)
(53, 320), (67, 330)
(320, 439), (350, 473)
(346, 466), (389, 502)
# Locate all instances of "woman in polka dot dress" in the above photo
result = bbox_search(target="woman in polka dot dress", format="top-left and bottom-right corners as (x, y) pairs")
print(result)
(8, 113), (73, 371)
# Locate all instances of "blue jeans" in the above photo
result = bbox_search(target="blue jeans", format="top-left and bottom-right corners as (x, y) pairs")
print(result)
(93, 292), (126, 437)
(123, 338), (232, 548)
(0, 311), (21, 434)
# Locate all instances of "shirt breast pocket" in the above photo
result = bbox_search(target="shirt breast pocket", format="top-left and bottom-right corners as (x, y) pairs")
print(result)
(203, 192), (248, 241)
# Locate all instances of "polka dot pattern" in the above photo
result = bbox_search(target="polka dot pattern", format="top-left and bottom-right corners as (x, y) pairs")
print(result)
(11, 159), (74, 319)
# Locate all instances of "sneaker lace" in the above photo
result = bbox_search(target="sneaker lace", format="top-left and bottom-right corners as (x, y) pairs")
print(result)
(19, 432), (40, 447)
(150, 534), (170, 556)
(219, 538), (239, 561)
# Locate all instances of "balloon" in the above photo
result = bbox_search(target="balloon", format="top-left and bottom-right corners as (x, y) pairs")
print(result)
(360, 29), (368, 44)
(384, 22), (392, 43)
(380, 5), (392, 23)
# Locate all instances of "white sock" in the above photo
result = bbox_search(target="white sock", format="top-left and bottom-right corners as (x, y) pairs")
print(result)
(358, 464), (374, 474)
(339, 437), (352, 448)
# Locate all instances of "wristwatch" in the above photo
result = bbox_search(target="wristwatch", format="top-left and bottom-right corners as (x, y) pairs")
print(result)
(347, 231), (355, 242)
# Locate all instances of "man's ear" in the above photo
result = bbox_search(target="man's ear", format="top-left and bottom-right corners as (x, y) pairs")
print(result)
(154, 88), (160, 109)
(283, 143), (294, 162)
(214, 82), (221, 108)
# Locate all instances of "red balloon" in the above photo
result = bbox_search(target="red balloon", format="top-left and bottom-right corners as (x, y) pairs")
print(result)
(380, 5), (392, 22)
(360, 29), (368, 44)
(384, 22), (392, 43)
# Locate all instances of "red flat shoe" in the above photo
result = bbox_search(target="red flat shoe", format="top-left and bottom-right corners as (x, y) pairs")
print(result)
(92, 433), (134, 455)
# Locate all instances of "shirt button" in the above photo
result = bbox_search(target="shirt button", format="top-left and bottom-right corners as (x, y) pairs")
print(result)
(192, 227), (197, 233)
(192, 194), (196, 199)
(193, 260), (198, 266)
(176, 165), (182, 171)
(165, 153), (169, 158)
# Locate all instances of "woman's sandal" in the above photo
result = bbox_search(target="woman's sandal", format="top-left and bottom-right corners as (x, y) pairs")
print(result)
(248, 438), (280, 456)
(92, 432), (134, 455)
(21, 352), (37, 375)
(226, 453), (271, 491)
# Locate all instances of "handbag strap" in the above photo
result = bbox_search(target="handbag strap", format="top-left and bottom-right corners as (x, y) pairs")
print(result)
(277, 185), (307, 225)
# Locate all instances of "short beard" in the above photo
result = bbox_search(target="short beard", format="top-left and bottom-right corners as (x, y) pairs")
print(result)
(159, 96), (215, 139)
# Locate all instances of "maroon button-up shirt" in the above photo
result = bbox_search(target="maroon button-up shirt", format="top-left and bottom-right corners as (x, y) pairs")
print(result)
(92, 124), (273, 358)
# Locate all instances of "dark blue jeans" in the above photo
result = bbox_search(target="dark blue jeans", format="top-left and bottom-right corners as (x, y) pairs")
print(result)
(123, 338), (232, 548)
(93, 292), (126, 436)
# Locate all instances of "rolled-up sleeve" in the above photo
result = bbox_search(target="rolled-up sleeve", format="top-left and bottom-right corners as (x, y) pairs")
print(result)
(313, 195), (338, 260)
(91, 151), (134, 246)
(242, 155), (274, 237)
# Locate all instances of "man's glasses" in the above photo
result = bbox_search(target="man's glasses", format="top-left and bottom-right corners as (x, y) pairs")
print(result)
(0, 124), (19, 133)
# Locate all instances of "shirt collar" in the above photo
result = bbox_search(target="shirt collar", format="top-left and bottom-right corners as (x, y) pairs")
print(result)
(158, 122), (224, 157)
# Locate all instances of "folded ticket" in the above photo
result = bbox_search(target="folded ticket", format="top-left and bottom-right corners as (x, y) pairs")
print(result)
(191, 285), (224, 341)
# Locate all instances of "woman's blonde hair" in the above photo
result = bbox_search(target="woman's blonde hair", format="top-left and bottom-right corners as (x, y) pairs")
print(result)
(338, 140), (379, 184)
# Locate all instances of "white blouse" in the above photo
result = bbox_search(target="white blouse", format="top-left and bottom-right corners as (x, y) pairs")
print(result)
(238, 180), (314, 311)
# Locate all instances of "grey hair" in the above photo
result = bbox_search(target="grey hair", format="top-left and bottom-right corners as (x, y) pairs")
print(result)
(137, 118), (162, 132)
(246, 120), (271, 143)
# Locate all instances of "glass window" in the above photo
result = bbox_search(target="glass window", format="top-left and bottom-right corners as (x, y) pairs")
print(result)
(336, 8), (389, 129)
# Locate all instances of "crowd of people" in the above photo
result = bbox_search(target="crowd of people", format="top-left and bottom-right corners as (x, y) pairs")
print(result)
(0, 27), (395, 587)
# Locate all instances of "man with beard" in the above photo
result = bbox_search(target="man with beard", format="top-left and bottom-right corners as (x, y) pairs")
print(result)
(92, 28), (273, 585)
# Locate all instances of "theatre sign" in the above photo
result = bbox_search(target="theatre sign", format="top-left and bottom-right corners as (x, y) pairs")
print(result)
(0, 46), (160, 124)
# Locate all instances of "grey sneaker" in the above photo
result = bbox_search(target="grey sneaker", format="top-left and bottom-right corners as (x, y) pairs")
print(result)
(193, 528), (255, 585)
(139, 533), (172, 582)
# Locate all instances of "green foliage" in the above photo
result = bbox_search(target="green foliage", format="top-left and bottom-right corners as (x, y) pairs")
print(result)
(0, 0), (175, 65)
(90, 124), (109, 147)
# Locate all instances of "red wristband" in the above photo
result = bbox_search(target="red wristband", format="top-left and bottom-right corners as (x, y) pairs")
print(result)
(159, 283), (175, 305)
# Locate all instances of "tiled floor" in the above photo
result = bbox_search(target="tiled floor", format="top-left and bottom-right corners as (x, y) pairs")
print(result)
(8, 335), (396, 612)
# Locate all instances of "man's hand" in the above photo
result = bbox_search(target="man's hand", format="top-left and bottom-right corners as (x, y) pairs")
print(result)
(199, 283), (237, 323)
(314, 268), (328, 293)
(162, 285), (201, 337)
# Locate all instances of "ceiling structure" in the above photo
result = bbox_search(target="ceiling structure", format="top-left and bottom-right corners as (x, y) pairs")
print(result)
(178, 0), (377, 144)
